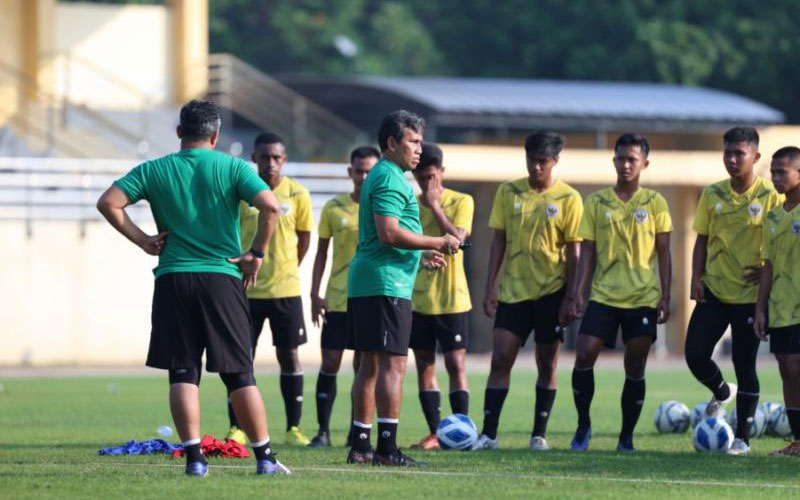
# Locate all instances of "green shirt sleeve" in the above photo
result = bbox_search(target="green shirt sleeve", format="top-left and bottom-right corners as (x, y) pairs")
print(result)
(113, 163), (148, 203)
(235, 159), (269, 203)
(372, 175), (409, 219)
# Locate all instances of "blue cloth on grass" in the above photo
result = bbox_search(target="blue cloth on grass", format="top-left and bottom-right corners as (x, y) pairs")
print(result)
(98, 439), (182, 456)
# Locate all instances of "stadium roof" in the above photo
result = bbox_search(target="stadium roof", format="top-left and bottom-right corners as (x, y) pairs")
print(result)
(280, 76), (785, 139)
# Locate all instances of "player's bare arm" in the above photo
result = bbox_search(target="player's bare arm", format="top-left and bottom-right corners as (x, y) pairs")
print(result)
(421, 176), (468, 241)
(310, 237), (330, 327)
(482, 229), (506, 318)
(229, 189), (279, 289)
(96, 185), (168, 256)
(655, 232), (672, 323)
(753, 260), (773, 341)
(374, 213), (460, 254)
(558, 241), (581, 326)
(569, 239), (596, 319)
(690, 234), (708, 302)
(297, 230), (311, 265)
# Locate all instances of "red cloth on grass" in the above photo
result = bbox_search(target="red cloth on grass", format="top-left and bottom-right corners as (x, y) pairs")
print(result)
(171, 434), (250, 459)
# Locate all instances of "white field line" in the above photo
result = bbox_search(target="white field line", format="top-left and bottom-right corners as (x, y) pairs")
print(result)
(19, 461), (800, 490)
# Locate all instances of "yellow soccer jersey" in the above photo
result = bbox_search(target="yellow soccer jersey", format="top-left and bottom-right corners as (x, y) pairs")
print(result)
(762, 204), (800, 328)
(580, 187), (672, 309)
(412, 188), (475, 315)
(318, 193), (359, 312)
(240, 175), (313, 299)
(693, 177), (782, 303)
(489, 178), (583, 303)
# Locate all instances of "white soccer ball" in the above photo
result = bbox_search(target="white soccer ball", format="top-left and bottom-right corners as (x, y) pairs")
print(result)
(769, 406), (793, 438)
(691, 402), (727, 429)
(654, 400), (690, 433)
(760, 402), (783, 436)
(727, 407), (767, 438)
(436, 413), (478, 450)
(693, 417), (734, 452)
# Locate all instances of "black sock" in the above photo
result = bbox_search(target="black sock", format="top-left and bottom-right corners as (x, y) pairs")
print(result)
(315, 372), (337, 433)
(787, 407), (800, 441)
(620, 377), (646, 439)
(280, 373), (304, 430)
(700, 368), (730, 401)
(227, 396), (239, 428)
(419, 390), (441, 434)
(252, 440), (275, 463)
(481, 387), (509, 439)
(532, 386), (557, 438)
(183, 440), (206, 465)
(735, 391), (760, 443)
(449, 390), (469, 415)
(376, 419), (399, 456)
(572, 367), (595, 429)
(351, 421), (371, 452)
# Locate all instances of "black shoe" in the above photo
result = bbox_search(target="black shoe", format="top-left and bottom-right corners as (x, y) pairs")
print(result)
(346, 447), (374, 464)
(308, 431), (331, 448)
(372, 449), (426, 467)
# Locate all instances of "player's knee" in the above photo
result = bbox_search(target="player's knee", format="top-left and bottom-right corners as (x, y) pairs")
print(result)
(219, 372), (256, 393)
(169, 365), (201, 385)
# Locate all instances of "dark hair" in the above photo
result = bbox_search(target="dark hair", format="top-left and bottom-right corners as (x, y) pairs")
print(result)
(723, 126), (759, 146)
(179, 100), (221, 141)
(418, 142), (444, 170)
(524, 131), (565, 159)
(350, 145), (381, 164)
(253, 132), (284, 148)
(615, 133), (650, 158)
(377, 110), (425, 151)
(772, 146), (800, 165)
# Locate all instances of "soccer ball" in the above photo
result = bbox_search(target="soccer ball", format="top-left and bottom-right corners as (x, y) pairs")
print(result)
(769, 406), (793, 438)
(726, 407), (767, 438)
(693, 417), (734, 452)
(436, 413), (478, 450)
(654, 400), (690, 433)
(690, 402), (727, 429)
(760, 402), (783, 436)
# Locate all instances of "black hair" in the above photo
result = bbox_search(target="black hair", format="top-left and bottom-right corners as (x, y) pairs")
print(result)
(524, 131), (565, 159)
(418, 142), (444, 170)
(772, 146), (800, 165)
(723, 126), (759, 146)
(377, 110), (425, 152)
(350, 145), (381, 164)
(179, 100), (221, 141)
(615, 133), (650, 158)
(253, 132), (284, 148)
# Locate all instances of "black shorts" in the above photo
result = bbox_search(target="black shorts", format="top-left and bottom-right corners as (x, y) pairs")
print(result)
(579, 301), (658, 348)
(321, 311), (349, 351)
(249, 297), (308, 349)
(409, 312), (469, 352)
(493, 287), (566, 345)
(347, 296), (413, 355)
(769, 324), (800, 354)
(147, 272), (253, 373)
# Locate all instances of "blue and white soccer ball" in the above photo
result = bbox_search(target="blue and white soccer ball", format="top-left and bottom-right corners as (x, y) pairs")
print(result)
(436, 413), (478, 450)
(726, 407), (767, 438)
(690, 402), (727, 429)
(693, 417), (734, 452)
(760, 402), (784, 436)
(769, 406), (792, 438)
(654, 400), (690, 433)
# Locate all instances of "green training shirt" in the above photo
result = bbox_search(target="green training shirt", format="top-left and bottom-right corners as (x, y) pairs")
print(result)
(348, 158), (422, 300)
(114, 148), (268, 279)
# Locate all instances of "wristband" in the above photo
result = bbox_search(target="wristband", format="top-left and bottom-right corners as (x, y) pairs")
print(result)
(249, 248), (265, 259)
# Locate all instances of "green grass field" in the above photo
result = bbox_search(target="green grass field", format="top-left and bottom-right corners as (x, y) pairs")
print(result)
(1, 365), (797, 499)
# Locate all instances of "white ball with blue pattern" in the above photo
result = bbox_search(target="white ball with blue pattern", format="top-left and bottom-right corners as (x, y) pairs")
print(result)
(654, 400), (690, 433)
(693, 417), (734, 452)
(436, 413), (478, 450)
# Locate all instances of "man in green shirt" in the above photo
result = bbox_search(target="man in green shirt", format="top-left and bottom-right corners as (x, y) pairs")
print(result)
(346, 110), (461, 467)
(96, 100), (288, 477)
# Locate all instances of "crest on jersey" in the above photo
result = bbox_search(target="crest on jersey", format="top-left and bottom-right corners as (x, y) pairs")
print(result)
(715, 202), (722, 212)
(545, 203), (559, 218)
(341, 217), (349, 225)
(279, 203), (292, 216)
(634, 209), (649, 224)
(748, 203), (763, 218)
(605, 212), (612, 220)
(513, 201), (522, 212)
(792, 221), (800, 235)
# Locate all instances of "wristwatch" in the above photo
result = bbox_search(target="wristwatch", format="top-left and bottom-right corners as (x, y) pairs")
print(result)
(249, 248), (265, 258)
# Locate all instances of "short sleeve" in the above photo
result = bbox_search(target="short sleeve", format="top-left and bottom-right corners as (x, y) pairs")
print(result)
(654, 194), (673, 233)
(577, 195), (597, 241)
(372, 176), (408, 219)
(692, 189), (709, 235)
(318, 203), (333, 239)
(488, 185), (506, 230)
(761, 224), (772, 261)
(113, 163), (148, 203)
(235, 160), (269, 203)
(562, 192), (584, 242)
(295, 189), (314, 232)
(452, 195), (475, 235)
